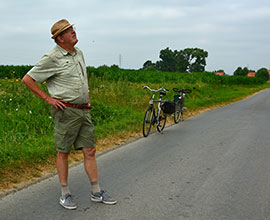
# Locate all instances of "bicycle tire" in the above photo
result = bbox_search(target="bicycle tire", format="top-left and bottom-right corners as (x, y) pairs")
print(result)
(174, 109), (182, 123)
(143, 106), (154, 137)
(157, 109), (167, 132)
(174, 101), (181, 124)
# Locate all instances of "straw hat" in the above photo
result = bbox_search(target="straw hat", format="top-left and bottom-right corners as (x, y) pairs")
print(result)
(51, 19), (74, 39)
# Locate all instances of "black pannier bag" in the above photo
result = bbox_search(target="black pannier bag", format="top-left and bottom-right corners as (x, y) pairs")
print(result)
(161, 101), (175, 114)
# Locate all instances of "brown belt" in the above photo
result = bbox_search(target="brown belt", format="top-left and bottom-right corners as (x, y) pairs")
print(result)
(63, 102), (91, 110)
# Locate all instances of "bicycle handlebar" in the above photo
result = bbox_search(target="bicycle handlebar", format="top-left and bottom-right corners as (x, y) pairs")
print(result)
(173, 88), (191, 94)
(142, 85), (169, 93)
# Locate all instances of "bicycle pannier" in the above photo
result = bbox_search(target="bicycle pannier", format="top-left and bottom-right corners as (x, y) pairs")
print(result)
(161, 101), (175, 114)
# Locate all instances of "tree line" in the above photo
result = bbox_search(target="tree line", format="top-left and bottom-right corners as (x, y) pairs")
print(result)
(142, 47), (269, 81)
(233, 66), (269, 81)
(142, 47), (208, 73)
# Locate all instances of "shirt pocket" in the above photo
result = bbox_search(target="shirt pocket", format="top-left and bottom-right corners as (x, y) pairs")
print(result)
(61, 59), (74, 67)
(59, 59), (76, 73)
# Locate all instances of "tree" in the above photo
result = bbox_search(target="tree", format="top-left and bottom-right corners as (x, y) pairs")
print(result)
(256, 68), (269, 81)
(187, 48), (208, 73)
(234, 67), (243, 76)
(145, 47), (208, 73)
(178, 48), (193, 72)
(175, 50), (189, 72)
(143, 60), (156, 70)
(233, 67), (249, 76)
(156, 47), (177, 72)
(242, 67), (249, 76)
(175, 48), (208, 73)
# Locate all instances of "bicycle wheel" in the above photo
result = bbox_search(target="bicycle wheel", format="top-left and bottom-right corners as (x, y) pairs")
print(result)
(143, 106), (154, 137)
(173, 102), (181, 124)
(157, 109), (167, 132)
(174, 110), (181, 123)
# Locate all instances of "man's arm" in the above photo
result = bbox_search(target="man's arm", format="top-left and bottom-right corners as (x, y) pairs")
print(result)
(22, 74), (66, 110)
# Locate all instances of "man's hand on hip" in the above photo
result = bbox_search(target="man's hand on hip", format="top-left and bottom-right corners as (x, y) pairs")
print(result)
(46, 97), (66, 110)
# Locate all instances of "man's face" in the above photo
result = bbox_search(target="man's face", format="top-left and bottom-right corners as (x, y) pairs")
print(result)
(58, 26), (78, 46)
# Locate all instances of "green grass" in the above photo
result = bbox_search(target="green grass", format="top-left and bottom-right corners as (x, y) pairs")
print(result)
(0, 73), (269, 187)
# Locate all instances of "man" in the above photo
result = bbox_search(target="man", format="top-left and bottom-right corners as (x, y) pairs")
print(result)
(22, 19), (117, 210)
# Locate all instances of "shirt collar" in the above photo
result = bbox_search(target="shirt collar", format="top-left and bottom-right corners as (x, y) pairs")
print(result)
(56, 44), (77, 56)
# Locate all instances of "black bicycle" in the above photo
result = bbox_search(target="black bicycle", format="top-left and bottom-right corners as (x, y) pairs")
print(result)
(142, 86), (169, 137)
(172, 88), (191, 123)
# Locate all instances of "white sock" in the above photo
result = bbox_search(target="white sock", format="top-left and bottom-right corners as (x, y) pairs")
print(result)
(91, 181), (101, 194)
(61, 184), (71, 196)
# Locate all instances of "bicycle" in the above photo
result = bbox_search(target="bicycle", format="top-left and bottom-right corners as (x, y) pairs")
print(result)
(142, 85), (169, 137)
(172, 88), (191, 123)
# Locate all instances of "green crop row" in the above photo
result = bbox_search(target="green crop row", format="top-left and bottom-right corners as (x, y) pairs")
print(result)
(86, 65), (265, 85)
(0, 65), (265, 86)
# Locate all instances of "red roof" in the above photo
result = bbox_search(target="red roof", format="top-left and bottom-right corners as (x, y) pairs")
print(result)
(247, 72), (256, 77)
(215, 72), (224, 76)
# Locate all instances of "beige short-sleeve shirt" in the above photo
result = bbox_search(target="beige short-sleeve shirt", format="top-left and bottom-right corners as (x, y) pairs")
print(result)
(27, 45), (89, 104)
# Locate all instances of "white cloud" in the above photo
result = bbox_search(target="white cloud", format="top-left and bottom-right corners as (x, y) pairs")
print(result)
(0, 0), (270, 74)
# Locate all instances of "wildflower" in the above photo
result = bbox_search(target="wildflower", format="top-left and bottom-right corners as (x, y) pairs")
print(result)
(9, 98), (12, 101)
(16, 108), (18, 111)
(48, 116), (52, 119)
(29, 110), (32, 114)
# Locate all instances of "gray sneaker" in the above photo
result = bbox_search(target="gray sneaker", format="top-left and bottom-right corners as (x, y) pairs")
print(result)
(91, 190), (117, 205)
(59, 194), (77, 210)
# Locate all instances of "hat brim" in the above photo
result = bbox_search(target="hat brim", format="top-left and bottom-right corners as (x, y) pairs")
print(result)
(51, 24), (74, 39)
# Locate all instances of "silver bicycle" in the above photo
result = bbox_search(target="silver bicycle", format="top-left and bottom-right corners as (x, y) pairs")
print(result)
(142, 85), (169, 137)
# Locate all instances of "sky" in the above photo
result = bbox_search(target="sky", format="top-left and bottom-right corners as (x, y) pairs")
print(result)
(1, 0), (270, 75)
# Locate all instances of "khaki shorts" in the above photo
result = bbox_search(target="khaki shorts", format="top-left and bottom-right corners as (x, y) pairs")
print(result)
(51, 107), (95, 153)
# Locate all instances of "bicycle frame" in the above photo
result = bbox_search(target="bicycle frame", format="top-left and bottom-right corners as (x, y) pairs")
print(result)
(173, 88), (191, 123)
(142, 86), (168, 137)
(148, 95), (164, 124)
(175, 92), (185, 110)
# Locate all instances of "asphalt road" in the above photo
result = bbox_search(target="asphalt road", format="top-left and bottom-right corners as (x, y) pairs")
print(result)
(1, 89), (270, 220)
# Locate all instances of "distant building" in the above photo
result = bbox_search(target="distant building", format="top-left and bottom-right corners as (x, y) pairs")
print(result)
(247, 72), (256, 77)
(215, 72), (225, 76)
